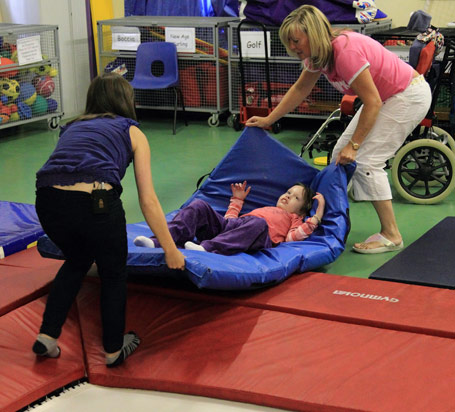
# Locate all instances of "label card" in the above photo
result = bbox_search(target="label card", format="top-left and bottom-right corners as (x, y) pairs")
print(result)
(17, 35), (42, 66)
(240, 31), (271, 58)
(112, 26), (141, 51)
(165, 27), (196, 53)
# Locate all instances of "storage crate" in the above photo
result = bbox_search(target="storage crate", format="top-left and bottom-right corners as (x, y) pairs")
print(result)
(228, 19), (392, 124)
(0, 23), (63, 131)
(98, 16), (238, 127)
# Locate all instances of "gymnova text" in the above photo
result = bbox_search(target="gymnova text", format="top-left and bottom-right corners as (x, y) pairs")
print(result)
(333, 290), (399, 303)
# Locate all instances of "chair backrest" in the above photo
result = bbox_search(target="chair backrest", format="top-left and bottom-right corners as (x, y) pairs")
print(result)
(415, 41), (436, 76)
(130, 42), (179, 89)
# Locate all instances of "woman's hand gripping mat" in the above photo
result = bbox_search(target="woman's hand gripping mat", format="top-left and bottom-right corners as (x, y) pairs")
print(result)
(38, 127), (354, 290)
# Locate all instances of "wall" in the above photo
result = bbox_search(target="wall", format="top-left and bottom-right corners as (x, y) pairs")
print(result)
(425, 0), (455, 27)
(113, 0), (124, 18)
(38, 0), (91, 118)
(378, 0), (453, 27)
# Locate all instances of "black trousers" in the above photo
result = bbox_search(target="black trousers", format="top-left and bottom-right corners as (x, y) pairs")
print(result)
(35, 187), (128, 353)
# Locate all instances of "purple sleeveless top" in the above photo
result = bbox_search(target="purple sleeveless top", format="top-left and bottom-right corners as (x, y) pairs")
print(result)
(36, 116), (138, 194)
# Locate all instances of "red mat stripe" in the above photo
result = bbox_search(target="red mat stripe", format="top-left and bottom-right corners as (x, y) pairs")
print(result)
(127, 272), (455, 338)
(0, 297), (85, 412)
(80, 282), (455, 412)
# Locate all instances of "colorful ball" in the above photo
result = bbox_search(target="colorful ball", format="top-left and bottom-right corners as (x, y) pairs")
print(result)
(9, 112), (19, 122)
(18, 82), (37, 106)
(0, 43), (16, 60)
(0, 57), (18, 78)
(33, 75), (55, 98)
(17, 101), (32, 119)
(10, 50), (17, 62)
(30, 56), (58, 78)
(0, 78), (20, 102)
(0, 114), (9, 124)
(47, 98), (58, 113)
(31, 95), (48, 116)
(0, 104), (11, 116)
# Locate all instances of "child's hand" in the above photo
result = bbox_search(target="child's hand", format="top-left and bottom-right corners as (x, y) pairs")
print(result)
(230, 181), (251, 200)
(313, 192), (325, 221)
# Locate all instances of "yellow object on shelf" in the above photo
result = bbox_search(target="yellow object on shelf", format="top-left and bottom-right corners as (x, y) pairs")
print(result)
(314, 156), (328, 166)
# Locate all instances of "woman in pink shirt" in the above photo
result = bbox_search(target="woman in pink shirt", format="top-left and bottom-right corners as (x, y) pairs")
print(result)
(134, 181), (325, 255)
(246, 5), (431, 254)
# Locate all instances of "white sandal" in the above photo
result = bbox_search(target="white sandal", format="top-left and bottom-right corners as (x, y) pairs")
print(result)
(352, 233), (403, 254)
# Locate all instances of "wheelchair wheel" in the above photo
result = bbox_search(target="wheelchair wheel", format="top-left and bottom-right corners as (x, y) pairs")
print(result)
(392, 139), (455, 204)
(421, 126), (455, 152)
(401, 127), (455, 186)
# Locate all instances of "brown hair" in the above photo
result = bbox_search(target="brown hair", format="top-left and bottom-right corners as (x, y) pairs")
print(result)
(295, 182), (315, 216)
(68, 73), (137, 125)
(279, 5), (344, 71)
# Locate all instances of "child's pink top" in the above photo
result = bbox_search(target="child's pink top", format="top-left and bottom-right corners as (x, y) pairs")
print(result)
(225, 198), (318, 244)
(306, 31), (414, 102)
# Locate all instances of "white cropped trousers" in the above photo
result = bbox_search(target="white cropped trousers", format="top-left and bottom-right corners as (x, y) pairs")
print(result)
(331, 76), (431, 201)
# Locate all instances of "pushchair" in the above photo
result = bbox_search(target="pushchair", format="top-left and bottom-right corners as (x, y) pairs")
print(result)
(301, 37), (455, 205)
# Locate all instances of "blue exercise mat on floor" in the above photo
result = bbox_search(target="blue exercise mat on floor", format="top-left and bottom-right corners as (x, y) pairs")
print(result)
(37, 127), (354, 290)
(0, 201), (44, 259)
(369, 217), (455, 289)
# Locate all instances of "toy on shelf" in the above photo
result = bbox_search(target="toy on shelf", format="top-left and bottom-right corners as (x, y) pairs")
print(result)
(0, 78), (20, 103)
(0, 56), (18, 78)
(32, 75), (55, 97)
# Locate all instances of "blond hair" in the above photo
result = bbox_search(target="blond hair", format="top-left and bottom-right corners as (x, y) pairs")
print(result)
(279, 5), (343, 71)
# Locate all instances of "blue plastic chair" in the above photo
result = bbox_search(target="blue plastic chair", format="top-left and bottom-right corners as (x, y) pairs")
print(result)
(130, 42), (187, 134)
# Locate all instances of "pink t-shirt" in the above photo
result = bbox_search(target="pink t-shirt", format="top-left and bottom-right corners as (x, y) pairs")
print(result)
(244, 206), (306, 244)
(306, 31), (414, 102)
(225, 198), (317, 244)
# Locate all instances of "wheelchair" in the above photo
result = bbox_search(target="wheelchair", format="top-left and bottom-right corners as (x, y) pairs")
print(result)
(301, 37), (455, 205)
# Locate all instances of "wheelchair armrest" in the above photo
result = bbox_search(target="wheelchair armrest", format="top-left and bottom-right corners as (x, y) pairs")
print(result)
(340, 95), (362, 116)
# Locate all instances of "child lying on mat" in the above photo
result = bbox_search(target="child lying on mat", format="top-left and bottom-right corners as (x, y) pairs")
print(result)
(134, 181), (325, 255)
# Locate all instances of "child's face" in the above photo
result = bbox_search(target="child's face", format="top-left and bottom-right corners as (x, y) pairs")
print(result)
(276, 185), (306, 215)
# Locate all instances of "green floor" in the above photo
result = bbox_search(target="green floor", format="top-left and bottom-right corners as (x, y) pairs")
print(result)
(2, 112), (455, 279)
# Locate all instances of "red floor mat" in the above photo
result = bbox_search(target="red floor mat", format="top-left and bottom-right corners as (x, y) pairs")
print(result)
(80, 281), (455, 412)
(129, 272), (455, 338)
(0, 248), (61, 316)
(0, 297), (85, 412)
(0, 246), (61, 269)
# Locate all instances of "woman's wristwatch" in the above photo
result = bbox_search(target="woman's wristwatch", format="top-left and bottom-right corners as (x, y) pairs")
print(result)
(349, 139), (360, 150)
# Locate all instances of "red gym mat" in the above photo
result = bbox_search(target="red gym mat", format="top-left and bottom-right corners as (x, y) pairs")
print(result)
(130, 272), (455, 339)
(0, 248), (61, 316)
(0, 296), (85, 412)
(80, 281), (455, 412)
(0, 246), (61, 269)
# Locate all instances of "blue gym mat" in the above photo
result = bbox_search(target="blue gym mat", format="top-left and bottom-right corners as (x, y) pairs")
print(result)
(0, 201), (44, 259)
(38, 127), (355, 290)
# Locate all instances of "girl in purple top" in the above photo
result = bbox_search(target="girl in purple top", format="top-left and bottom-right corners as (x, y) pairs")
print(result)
(246, 5), (431, 254)
(33, 73), (185, 367)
